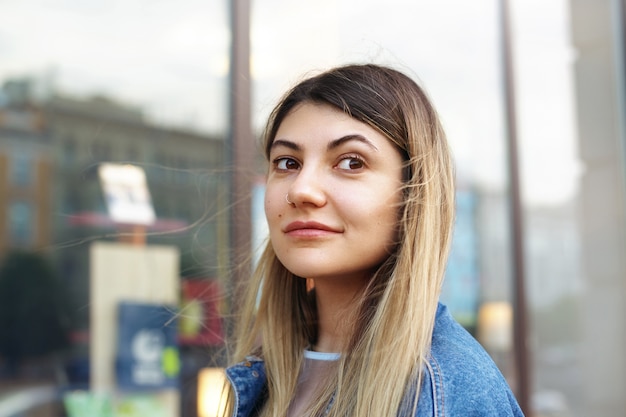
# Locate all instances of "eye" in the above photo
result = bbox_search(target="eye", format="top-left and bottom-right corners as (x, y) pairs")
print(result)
(274, 157), (300, 171)
(337, 156), (365, 170)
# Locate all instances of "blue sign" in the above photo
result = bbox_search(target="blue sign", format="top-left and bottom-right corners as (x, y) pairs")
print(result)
(116, 302), (180, 390)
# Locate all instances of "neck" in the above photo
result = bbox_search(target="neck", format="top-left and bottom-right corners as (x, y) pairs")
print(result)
(310, 276), (366, 353)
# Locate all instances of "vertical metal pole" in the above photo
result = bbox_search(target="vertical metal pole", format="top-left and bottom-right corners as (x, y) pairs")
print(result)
(614, 0), (626, 170)
(228, 0), (253, 316)
(499, 0), (531, 414)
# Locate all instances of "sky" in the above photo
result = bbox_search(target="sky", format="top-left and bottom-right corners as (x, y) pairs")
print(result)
(0, 0), (580, 207)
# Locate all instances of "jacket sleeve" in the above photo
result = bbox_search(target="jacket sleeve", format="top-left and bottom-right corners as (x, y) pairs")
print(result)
(416, 304), (525, 416)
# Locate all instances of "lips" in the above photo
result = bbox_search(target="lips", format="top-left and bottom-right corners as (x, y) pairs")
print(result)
(284, 221), (340, 235)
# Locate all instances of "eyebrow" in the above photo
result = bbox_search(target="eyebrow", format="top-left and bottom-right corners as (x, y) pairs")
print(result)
(270, 139), (301, 152)
(270, 134), (379, 153)
(327, 134), (379, 152)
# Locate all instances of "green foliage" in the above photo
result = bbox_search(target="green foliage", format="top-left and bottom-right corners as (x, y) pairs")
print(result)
(0, 250), (71, 363)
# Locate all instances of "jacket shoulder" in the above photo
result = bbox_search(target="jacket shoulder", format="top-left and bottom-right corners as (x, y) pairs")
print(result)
(423, 304), (524, 416)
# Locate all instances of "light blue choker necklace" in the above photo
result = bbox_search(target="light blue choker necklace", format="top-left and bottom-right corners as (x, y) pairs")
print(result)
(303, 349), (341, 361)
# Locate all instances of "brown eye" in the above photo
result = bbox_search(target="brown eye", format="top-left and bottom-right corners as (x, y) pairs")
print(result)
(337, 157), (364, 170)
(276, 157), (300, 170)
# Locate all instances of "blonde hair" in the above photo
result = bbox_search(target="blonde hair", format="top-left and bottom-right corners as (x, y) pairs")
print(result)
(230, 64), (455, 416)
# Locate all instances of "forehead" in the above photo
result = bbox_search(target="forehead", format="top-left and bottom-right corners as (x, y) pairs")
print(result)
(272, 103), (389, 149)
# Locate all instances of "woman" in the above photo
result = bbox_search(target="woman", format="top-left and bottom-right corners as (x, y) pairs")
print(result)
(224, 64), (524, 416)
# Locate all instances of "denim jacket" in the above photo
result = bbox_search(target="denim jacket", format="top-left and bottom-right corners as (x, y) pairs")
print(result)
(225, 303), (524, 416)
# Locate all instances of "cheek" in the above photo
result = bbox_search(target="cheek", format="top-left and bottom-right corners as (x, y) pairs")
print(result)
(371, 191), (402, 236)
(264, 193), (283, 225)
(264, 196), (274, 220)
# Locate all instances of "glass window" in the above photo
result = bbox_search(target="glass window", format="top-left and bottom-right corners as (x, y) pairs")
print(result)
(62, 138), (76, 165)
(9, 151), (32, 186)
(2, 1), (623, 416)
(252, 0), (514, 371)
(250, 2), (621, 416)
(0, 1), (230, 414)
(8, 200), (33, 245)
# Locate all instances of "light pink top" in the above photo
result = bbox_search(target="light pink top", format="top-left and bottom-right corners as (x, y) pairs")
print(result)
(286, 349), (341, 417)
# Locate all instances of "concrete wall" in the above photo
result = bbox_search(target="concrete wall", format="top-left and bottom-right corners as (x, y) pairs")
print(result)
(570, 0), (626, 414)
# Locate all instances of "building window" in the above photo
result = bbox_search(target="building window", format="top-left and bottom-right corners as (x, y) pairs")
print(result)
(10, 152), (32, 187)
(63, 139), (76, 166)
(8, 201), (34, 246)
(92, 142), (111, 162)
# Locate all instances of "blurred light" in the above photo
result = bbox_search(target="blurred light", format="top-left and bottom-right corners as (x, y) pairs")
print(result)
(478, 301), (513, 352)
(198, 367), (228, 417)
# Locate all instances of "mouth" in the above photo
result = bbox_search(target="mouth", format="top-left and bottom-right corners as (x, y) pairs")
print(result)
(284, 221), (340, 236)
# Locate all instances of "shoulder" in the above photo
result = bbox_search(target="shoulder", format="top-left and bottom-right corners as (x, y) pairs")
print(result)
(421, 303), (524, 416)
(226, 357), (267, 417)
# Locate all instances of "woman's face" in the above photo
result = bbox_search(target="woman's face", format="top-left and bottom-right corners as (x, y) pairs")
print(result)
(265, 102), (404, 285)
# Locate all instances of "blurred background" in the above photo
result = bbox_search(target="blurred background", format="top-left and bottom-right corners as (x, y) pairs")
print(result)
(0, 0), (622, 416)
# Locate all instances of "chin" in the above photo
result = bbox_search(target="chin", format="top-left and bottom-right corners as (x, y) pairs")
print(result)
(282, 264), (317, 279)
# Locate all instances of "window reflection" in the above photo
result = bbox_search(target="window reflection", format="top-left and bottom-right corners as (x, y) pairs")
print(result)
(0, 0), (624, 416)
(9, 152), (32, 186)
(8, 201), (33, 245)
(1, 1), (229, 416)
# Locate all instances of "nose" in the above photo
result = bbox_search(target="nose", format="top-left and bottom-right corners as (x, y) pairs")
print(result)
(287, 166), (327, 208)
